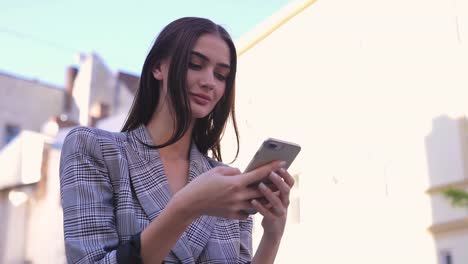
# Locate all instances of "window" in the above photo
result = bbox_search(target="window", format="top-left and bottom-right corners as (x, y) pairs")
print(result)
(4, 124), (20, 145)
(440, 250), (453, 264)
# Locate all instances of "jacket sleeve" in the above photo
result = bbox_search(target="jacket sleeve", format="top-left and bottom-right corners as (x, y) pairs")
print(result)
(238, 216), (253, 263)
(207, 157), (253, 263)
(60, 127), (133, 264)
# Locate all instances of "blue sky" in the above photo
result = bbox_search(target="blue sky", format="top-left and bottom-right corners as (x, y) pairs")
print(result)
(0, 0), (292, 87)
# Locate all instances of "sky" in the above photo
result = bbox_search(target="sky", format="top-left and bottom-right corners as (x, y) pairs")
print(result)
(0, 0), (292, 87)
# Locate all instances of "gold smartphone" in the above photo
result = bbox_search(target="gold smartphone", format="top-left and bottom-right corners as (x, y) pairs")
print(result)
(241, 138), (301, 215)
(244, 138), (301, 173)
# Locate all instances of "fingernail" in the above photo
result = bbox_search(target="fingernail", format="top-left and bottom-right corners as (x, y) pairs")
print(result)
(251, 199), (257, 205)
(278, 168), (286, 174)
(279, 161), (287, 168)
(259, 182), (267, 189)
(270, 171), (279, 179)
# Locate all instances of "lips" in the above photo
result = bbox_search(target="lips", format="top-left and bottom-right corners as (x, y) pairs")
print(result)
(190, 92), (211, 105)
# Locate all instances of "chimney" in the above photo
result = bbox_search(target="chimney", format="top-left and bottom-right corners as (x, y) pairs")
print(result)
(64, 66), (78, 112)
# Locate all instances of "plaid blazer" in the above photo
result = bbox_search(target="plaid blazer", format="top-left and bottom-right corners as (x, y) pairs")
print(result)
(59, 125), (253, 264)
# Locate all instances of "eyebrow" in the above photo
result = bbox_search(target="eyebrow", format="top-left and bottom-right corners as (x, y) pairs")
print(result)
(191, 51), (231, 69)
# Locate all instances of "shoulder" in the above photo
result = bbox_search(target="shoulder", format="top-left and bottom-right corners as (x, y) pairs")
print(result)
(61, 126), (125, 159)
(64, 126), (124, 142)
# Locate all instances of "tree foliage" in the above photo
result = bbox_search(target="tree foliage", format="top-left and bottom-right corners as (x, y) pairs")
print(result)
(442, 187), (468, 208)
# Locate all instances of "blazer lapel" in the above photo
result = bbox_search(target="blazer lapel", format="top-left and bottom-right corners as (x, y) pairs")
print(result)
(184, 146), (218, 260)
(125, 125), (171, 220)
(125, 125), (195, 263)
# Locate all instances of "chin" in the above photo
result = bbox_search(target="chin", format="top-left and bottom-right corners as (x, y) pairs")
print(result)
(192, 112), (211, 119)
(191, 107), (211, 119)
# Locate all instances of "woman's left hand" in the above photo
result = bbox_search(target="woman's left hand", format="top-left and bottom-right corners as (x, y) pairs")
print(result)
(251, 167), (295, 240)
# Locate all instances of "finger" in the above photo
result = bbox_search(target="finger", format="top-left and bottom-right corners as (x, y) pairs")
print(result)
(256, 191), (280, 207)
(263, 181), (279, 192)
(214, 166), (241, 176)
(268, 172), (291, 206)
(241, 160), (286, 186)
(277, 168), (295, 187)
(255, 197), (269, 205)
(247, 182), (278, 192)
(233, 200), (258, 215)
(251, 199), (275, 219)
(263, 190), (280, 209)
(241, 188), (264, 200)
(258, 182), (286, 217)
(225, 201), (255, 219)
(247, 180), (278, 191)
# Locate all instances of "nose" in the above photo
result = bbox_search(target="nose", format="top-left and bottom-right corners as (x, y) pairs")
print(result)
(200, 70), (215, 90)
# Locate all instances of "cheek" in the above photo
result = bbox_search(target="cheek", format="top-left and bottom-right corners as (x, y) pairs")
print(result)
(215, 86), (226, 103)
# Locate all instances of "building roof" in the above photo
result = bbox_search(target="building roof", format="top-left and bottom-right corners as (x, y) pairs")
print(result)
(236, 0), (317, 57)
(0, 69), (63, 91)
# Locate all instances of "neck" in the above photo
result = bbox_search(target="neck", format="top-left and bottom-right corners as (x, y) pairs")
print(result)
(146, 100), (194, 161)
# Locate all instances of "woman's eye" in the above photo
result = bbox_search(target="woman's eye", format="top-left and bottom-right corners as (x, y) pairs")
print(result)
(215, 73), (227, 81)
(188, 62), (202, 69)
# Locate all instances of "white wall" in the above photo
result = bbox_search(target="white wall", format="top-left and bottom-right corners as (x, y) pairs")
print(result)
(25, 147), (66, 264)
(1, 186), (34, 264)
(435, 229), (468, 264)
(425, 117), (468, 187)
(0, 73), (64, 148)
(0, 191), (8, 260)
(431, 190), (468, 225)
(225, 0), (468, 263)
(0, 131), (46, 189)
(96, 81), (136, 132)
(70, 53), (129, 126)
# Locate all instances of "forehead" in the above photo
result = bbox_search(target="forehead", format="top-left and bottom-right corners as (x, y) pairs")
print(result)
(191, 34), (230, 65)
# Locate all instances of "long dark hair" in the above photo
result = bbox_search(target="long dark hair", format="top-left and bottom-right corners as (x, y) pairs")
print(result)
(122, 17), (239, 162)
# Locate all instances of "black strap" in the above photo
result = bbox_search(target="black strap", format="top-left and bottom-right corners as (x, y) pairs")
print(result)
(116, 232), (143, 264)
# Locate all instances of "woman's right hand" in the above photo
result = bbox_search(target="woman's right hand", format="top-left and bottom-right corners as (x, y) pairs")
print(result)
(176, 160), (286, 220)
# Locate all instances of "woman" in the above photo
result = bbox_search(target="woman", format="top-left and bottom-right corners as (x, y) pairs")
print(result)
(60, 17), (294, 264)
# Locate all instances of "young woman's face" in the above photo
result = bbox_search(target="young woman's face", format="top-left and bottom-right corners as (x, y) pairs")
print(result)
(186, 33), (231, 119)
(152, 33), (231, 120)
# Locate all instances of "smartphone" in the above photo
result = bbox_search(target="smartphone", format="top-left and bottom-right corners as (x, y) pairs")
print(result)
(241, 138), (301, 215)
(244, 138), (301, 173)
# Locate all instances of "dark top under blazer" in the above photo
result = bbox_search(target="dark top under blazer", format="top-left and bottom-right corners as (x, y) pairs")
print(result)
(59, 125), (253, 263)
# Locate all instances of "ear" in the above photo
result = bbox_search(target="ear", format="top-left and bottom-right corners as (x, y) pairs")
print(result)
(152, 62), (165, 80)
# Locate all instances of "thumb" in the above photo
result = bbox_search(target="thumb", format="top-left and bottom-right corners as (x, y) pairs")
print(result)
(211, 166), (241, 176)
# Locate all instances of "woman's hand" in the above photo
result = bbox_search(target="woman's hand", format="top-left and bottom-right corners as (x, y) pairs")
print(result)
(251, 167), (295, 240)
(175, 161), (286, 220)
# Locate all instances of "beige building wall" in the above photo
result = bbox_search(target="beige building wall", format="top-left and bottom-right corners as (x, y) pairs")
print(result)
(0, 72), (64, 148)
(0, 131), (48, 263)
(69, 53), (135, 127)
(425, 116), (468, 263)
(70, 53), (116, 126)
(95, 78), (135, 132)
(225, 0), (468, 263)
(0, 131), (46, 188)
(436, 230), (468, 263)
(24, 145), (66, 264)
(1, 185), (35, 264)
(0, 141), (66, 264)
(0, 52), (137, 263)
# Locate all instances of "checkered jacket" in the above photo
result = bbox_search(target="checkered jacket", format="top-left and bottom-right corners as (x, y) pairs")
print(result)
(59, 125), (253, 263)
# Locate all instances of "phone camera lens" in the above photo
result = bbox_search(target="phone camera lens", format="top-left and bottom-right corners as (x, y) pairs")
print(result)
(267, 142), (278, 150)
